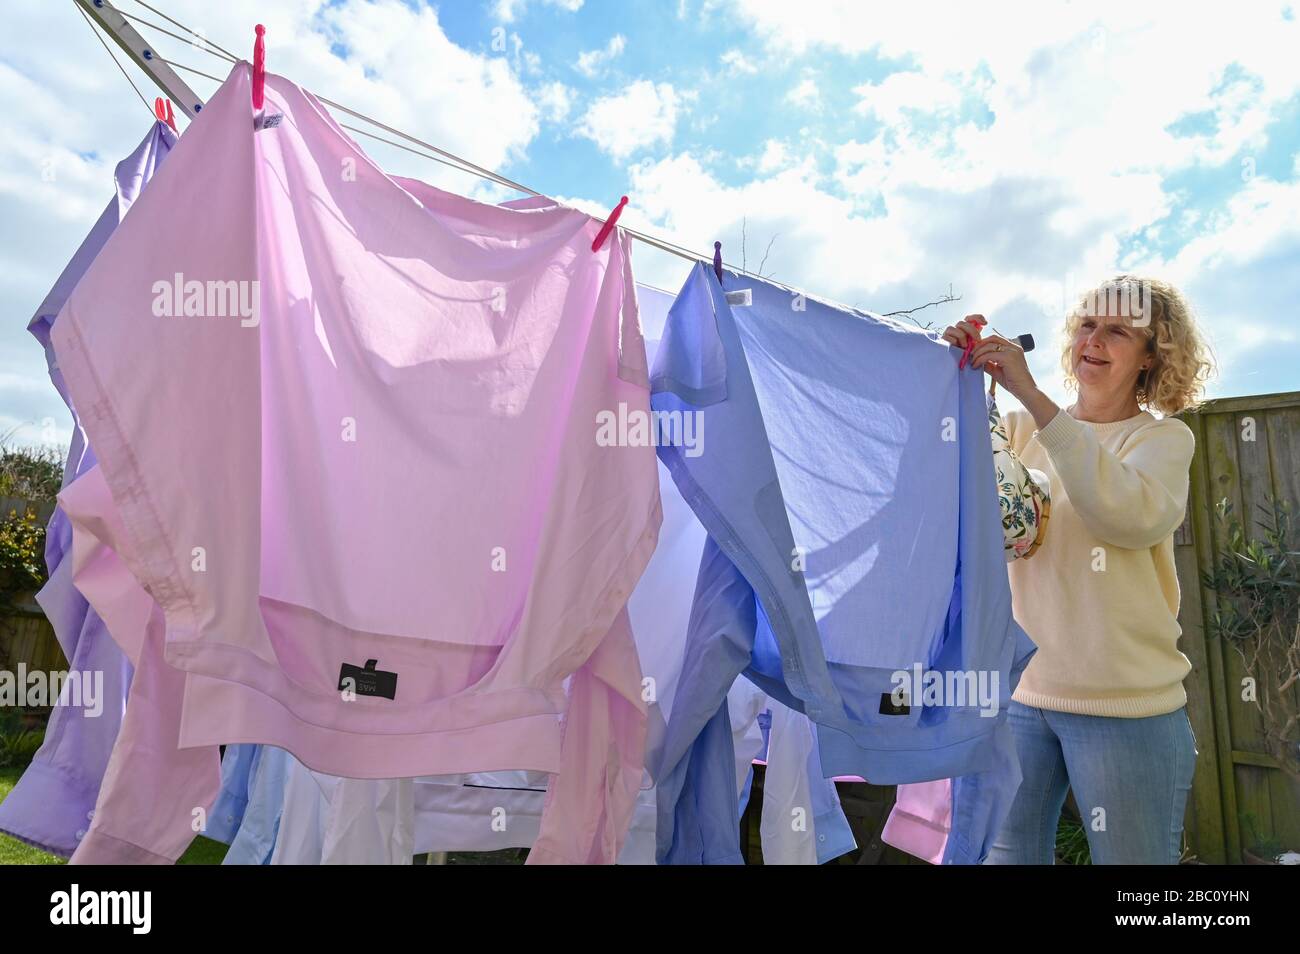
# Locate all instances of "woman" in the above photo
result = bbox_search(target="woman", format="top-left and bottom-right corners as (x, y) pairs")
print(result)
(941, 276), (1214, 864)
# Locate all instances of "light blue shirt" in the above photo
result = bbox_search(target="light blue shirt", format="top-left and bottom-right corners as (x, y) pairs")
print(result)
(207, 744), (292, 865)
(206, 743), (258, 846)
(651, 262), (1035, 864)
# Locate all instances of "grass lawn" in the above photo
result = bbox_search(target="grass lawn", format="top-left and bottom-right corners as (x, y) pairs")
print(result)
(0, 765), (228, 865)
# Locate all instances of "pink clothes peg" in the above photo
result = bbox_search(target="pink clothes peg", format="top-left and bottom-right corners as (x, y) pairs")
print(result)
(252, 25), (267, 110)
(958, 314), (986, 370)
(153, 97), (177, 132)
(591, 195), (628, 252)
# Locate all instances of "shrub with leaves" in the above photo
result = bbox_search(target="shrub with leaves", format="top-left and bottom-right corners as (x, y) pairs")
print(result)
(1, 507), (47, 599)
(0, 437), (59, 613)
(1202, 496), (1300, 784)
(0, 436), (64, 501)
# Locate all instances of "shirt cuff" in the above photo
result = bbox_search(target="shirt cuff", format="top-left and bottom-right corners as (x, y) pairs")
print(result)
(814, 808), (858, 864)
(68, 828), (175, 865)
(1033, 408), (1085, 457)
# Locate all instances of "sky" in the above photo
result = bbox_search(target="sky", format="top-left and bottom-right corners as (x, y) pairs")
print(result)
(1, 0), (1298, 450)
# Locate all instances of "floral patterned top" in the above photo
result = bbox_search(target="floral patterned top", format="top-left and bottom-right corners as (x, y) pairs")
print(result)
(989, 390), (1051, 561)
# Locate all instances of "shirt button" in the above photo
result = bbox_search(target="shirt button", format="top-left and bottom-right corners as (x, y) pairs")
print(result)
(75, 829), (86, 840)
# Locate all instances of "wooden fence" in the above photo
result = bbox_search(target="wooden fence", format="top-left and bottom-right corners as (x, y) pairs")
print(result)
(1176, 390), (1300, 863)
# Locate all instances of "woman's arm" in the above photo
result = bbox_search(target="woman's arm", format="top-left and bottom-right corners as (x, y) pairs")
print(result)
(965, 330), (1191, 551)
(1031, 411), (1194, 550)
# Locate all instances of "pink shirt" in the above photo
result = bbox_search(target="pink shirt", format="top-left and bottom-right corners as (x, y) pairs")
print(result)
(55, 62), (659, 865)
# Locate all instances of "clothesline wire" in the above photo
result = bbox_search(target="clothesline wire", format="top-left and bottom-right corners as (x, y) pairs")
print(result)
(119, 8), (238, 63)
(142, 56), (686, 300)
(113, 1), (922, 313)
(155, 56), (558, 186)
(316, 94), (541, 197)
(118, 2), (793, 278)
(76, 1), (154, 120)
(156, 52), (735, 273)
(128, 0), (239, 61)
(335, 121), (525, 181)
(123, 9), (548, 200)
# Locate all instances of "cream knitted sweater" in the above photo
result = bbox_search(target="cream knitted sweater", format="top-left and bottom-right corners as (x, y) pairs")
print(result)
(1004, 406), (1196, 717)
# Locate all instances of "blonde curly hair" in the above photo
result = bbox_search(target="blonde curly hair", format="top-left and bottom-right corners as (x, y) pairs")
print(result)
(1060, 275), (1215, 416)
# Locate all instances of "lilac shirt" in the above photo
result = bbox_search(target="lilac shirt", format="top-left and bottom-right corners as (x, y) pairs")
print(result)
(0, 121), (173, 858)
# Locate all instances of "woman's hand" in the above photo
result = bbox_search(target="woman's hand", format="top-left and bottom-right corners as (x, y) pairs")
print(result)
(940, 315), (987, 356)
(942, 315), (1061, 427)
(940, 313), (1037, 400)
(968, 334), (1036, 400)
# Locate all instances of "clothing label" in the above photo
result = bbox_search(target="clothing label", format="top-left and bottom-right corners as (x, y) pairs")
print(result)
(879, 692), (911, 716)
(338, 659), (398, 700)
(256, 113), (284, 131)
(724, 289), (752, 306)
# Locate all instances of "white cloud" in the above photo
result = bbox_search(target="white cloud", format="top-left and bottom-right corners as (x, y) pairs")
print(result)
(720, 49), (759, 75)
(575, 34), (627, 79)
(1162, 175), (1300, 310)
(852, 71), (966, 125)
(735, 139), (793, 173)
(785, 75), (821, 110)
(702, 0), (1300, 400)
(493, 0), (584, 24)
(536, 81), (575, 123)
(627, 151), (918, 299)
(734, 0), (1300, 187)
(578, 80), (683, 160)
(757, 140), (790, 172)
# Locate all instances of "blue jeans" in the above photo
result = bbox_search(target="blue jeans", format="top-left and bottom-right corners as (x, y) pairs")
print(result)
(985, 700), (1197, 865)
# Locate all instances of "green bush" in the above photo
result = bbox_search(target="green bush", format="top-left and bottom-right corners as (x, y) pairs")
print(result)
(0, 437), (61, 609)
(0, 438), (64, 501)
(0, 507), (47, 602)
(1202, 497), (1300, 785)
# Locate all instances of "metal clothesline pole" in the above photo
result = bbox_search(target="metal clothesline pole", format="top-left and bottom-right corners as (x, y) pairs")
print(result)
(73, 0), (204, 118)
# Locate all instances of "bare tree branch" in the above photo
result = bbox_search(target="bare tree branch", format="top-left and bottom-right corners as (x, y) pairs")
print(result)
(879, 284), (961, 329)
(758, 234), (778, 277)
(881, 284), (960, 318)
